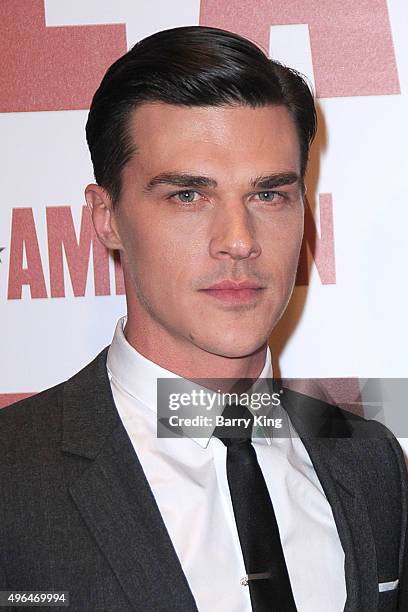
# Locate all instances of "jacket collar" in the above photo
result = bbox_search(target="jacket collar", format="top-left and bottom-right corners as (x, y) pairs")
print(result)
(281, 386), (378, 610)
(62, 347), (198, 611)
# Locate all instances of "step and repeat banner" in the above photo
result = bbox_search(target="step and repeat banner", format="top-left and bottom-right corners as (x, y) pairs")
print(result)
(0, 1), (407, 451)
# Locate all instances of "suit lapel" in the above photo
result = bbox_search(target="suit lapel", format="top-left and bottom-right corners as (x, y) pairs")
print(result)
(282, 388), (378, 611)
(62, 348), (198, 611)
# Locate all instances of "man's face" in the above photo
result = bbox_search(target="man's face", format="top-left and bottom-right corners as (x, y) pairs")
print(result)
(114, 102), (303, 358)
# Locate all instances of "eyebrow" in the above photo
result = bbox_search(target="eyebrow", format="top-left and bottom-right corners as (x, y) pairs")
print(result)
(143, 171), (300, 192)
(250, 172), (299, 189)
(143, 173), (217, 192)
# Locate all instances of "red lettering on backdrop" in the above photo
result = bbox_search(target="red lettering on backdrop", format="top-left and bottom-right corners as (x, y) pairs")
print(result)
(46, 206), (110, 297)
(200, 0), (400, 97)
(0, 0), (126, 112)
(7, 208), (47, 299)
(113, 251), (125, 296)
(0, 393), (34, 409)
(6, 206), (124, 299)
(296, 194), (336, 286)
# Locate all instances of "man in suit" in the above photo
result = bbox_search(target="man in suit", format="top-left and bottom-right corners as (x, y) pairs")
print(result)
(0, 26), (407, 611)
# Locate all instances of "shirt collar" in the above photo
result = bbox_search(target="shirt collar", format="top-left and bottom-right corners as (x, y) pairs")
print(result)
(107, 316), (276, 448)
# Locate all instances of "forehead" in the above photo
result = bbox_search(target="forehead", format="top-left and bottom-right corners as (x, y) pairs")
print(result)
(127, 102), (300, 178)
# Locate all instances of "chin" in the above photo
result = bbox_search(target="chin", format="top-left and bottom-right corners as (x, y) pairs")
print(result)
(197, 333), (267, 360)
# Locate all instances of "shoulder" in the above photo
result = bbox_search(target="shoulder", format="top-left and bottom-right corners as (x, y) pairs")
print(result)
(337, 406), (406, 463)
(0, 347), (110, 461)
(333, 406), (408, 497)
(0, 383), (65, 457)
(283, 385), (407, 483)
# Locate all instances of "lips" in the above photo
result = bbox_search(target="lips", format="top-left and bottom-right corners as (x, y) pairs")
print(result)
(200, 279), (265, 304)
(204, 280), (263, 291)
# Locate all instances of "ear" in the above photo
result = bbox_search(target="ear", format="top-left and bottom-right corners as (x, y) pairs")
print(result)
(85, 184), (124, 250)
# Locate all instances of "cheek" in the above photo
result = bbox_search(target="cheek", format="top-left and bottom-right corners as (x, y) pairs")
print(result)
(260, 214), (303, 268)
(121, 215), (200, 291)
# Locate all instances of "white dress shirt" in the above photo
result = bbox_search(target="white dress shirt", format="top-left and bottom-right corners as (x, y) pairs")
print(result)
(107, 317), (346, 611)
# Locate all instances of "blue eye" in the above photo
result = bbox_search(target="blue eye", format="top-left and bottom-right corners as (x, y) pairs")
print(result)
(257, 191), (277, 201)
(176, 190), (198, 203)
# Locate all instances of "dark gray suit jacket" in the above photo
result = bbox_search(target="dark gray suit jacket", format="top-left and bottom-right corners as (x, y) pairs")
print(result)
(0, 348), (407, 611)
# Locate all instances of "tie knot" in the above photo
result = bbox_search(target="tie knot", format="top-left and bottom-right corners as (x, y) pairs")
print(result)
(213, 403), (254, 446)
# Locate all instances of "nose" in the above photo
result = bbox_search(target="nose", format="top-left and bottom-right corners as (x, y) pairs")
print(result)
(209, 201), (262, 261)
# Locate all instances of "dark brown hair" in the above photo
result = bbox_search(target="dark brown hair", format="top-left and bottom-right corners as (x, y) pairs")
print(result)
(86, 26), (317, 205)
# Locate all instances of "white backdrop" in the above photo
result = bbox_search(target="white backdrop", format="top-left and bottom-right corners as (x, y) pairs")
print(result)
(0, 0), (407, 451)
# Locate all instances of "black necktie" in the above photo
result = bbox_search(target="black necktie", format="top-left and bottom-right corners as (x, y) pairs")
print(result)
(213, 403), (297, 612)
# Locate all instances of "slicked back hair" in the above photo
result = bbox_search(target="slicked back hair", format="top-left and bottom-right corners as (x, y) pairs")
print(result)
(86, 26), (317, 205)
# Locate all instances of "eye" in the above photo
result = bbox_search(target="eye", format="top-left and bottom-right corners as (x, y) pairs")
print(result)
(173, 190), (200, 203)
(256, 191), (278, 202)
